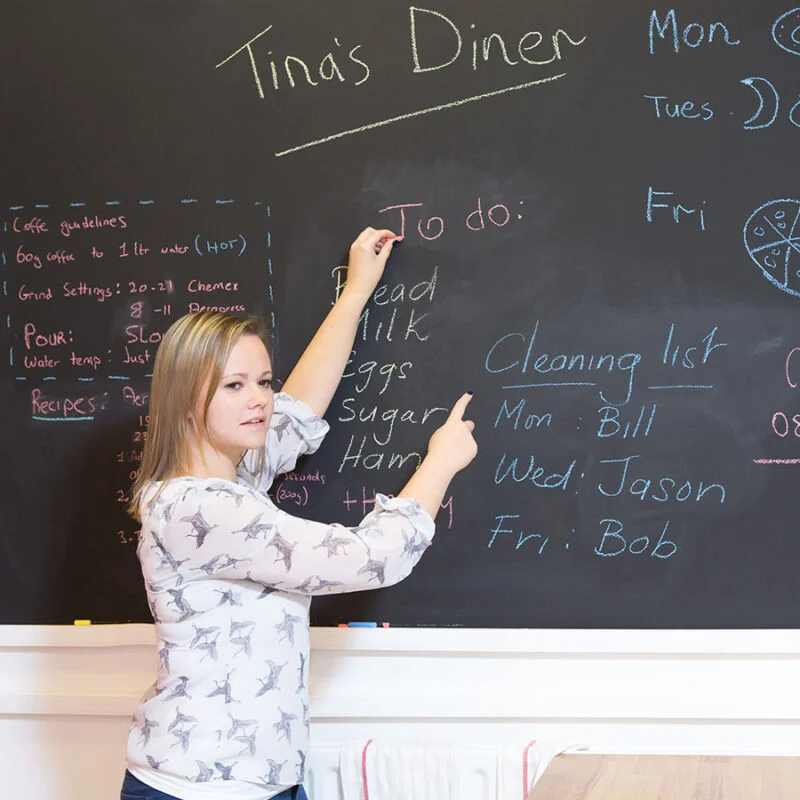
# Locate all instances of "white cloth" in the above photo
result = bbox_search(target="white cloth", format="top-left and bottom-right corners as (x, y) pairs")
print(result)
(497, 740), (574, 800)
(340, 741), (456, 800)
(340, 740), (577, 800)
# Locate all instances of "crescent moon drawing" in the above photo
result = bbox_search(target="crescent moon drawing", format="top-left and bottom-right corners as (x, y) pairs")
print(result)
(790, 96), (800, 129)
(741, 77), (780, 129)
(773, 8), (800, 55)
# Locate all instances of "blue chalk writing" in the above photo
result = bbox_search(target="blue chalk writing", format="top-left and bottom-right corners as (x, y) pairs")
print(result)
(494, 453), (576, 489)
(646, 187), (706, 230)
(485, 322), (640, 406)
(487, 515), (554, 553)
(33, 416), (94, 422)
(494, 397), (552, 430)
(594, 518), (677, 559)
(662, 323), (726, 368)
(487, 514), (518, 548)
(649, 9), (740, 55)
(597, 404), (656, 439)
(644, 94), (714, 121)
(596, 454), (725, 503)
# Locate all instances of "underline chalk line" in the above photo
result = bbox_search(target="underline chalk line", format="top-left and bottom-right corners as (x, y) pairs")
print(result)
(275, 73), (568, 157)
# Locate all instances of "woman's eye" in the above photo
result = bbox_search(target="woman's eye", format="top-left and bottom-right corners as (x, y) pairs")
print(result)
(226, 382), (242, 390)
(259, 379), (273, 389)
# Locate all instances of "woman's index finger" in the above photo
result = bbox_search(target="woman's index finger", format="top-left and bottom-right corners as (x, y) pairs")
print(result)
(448, 392), (473, 420)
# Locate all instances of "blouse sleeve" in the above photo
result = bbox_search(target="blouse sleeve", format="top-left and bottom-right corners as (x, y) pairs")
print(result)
(163, 486), (435, 595)
(239, 391), (329, 493)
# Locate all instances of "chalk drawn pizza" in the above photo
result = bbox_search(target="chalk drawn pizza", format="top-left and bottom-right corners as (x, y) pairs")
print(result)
(744, 199), (800, 297)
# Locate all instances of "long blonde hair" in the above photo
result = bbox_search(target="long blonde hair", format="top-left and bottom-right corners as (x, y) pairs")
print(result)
(129, 311), (271, 521)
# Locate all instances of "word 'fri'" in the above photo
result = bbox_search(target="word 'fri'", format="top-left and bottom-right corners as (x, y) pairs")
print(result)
(487, 515), (679, 560)
(646, 187), (707, 231)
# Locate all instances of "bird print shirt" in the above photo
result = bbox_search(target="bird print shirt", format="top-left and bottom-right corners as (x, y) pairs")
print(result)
(126, 392), (435, 799)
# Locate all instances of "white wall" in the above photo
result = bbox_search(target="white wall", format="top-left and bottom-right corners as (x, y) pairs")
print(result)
(2, 625), (800, 800)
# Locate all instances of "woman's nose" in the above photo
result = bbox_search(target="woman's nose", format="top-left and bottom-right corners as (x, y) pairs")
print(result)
(249, 384), (271, 406)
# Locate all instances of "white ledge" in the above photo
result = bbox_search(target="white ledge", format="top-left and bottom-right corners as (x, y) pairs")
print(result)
(0, 692), (142, 716)
(1, 625), (800, 654)
(1, 691), (798, 721)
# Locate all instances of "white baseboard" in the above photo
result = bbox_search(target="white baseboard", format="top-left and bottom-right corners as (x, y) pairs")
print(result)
(1, 625), (799, 800)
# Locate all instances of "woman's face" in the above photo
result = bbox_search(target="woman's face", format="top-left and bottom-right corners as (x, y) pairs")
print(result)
(200, 334), (274, 463)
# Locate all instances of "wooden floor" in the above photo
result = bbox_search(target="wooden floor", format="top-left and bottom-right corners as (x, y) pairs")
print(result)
(528, 755), (800, 800)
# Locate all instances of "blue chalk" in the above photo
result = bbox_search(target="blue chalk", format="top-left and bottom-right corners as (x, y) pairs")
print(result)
(347, 622), (378, 628)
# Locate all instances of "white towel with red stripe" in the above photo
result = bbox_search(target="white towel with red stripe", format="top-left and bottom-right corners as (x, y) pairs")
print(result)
(497, 740), (570, 799)
(339, 740), (455, 800)
(339, 739), (573, 800)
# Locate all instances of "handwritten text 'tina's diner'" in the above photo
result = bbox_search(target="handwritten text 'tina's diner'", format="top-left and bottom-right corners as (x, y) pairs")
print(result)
(215, 6), (586, 156)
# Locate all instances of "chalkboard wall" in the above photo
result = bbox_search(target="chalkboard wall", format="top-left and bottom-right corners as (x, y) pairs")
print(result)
(2, 0), (800, 626)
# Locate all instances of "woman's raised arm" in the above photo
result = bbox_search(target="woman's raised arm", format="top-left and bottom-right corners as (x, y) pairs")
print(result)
(282, 227), (400, 418)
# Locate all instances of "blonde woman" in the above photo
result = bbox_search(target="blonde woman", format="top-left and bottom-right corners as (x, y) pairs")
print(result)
(120, 227), (477, 800)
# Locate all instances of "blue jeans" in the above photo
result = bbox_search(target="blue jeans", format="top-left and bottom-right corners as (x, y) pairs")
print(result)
(121, 770), (309, 800)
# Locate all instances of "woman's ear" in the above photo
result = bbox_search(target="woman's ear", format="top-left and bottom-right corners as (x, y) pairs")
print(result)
(186, 411), (201, 436)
